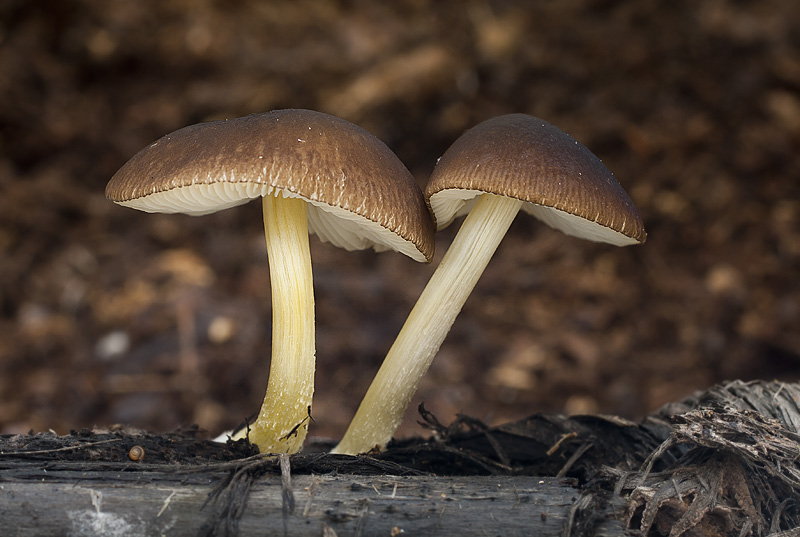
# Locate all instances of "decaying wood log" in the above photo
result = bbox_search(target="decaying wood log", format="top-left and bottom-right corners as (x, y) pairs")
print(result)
(0, 474), (582, 536)
(1, 380), (799, 536)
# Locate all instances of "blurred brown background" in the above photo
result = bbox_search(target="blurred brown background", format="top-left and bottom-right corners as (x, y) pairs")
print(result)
(1, 0), (798, 441)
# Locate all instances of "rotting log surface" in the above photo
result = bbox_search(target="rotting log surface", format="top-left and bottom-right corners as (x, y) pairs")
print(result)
(2, 380), (800, 536)
(0, 475), (579, 537)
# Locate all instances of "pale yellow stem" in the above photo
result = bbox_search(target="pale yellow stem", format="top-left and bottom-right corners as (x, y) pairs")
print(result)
(333, 193), (522, 454)
(249, 193), (316, 454)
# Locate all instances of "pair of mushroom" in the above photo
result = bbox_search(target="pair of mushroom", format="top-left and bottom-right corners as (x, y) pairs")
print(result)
(106, 110), (645, 455)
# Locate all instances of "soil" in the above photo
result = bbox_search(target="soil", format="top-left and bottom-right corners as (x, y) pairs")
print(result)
(1, 0), (799, 445)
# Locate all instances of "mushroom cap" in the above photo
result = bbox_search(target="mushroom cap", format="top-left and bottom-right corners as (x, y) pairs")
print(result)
(426, 114), (646, 246)
(106, 109), (434, 262)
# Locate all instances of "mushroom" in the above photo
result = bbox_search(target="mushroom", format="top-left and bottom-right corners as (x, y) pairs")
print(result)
(333, 114), (646, 454)
(106, 109), (434, 454)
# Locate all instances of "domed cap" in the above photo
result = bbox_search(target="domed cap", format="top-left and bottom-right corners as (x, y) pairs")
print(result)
(106, 109), (435, 262)
(425, 114), (646, 246)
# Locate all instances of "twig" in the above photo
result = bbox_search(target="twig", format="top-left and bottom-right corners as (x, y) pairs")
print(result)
(0, 438), (121, 457)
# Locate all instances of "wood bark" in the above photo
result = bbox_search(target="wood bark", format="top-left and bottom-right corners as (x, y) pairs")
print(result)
(0, 474), (606, 537)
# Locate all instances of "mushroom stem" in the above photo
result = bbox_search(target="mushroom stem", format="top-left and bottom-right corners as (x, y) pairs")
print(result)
(333, 193), (523, 454)
(250, 193), (316, 454)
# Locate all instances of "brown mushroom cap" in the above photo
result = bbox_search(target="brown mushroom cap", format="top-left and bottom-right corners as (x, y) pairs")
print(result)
(426, 114), (646, 246)
(106, 109), (434, 262)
